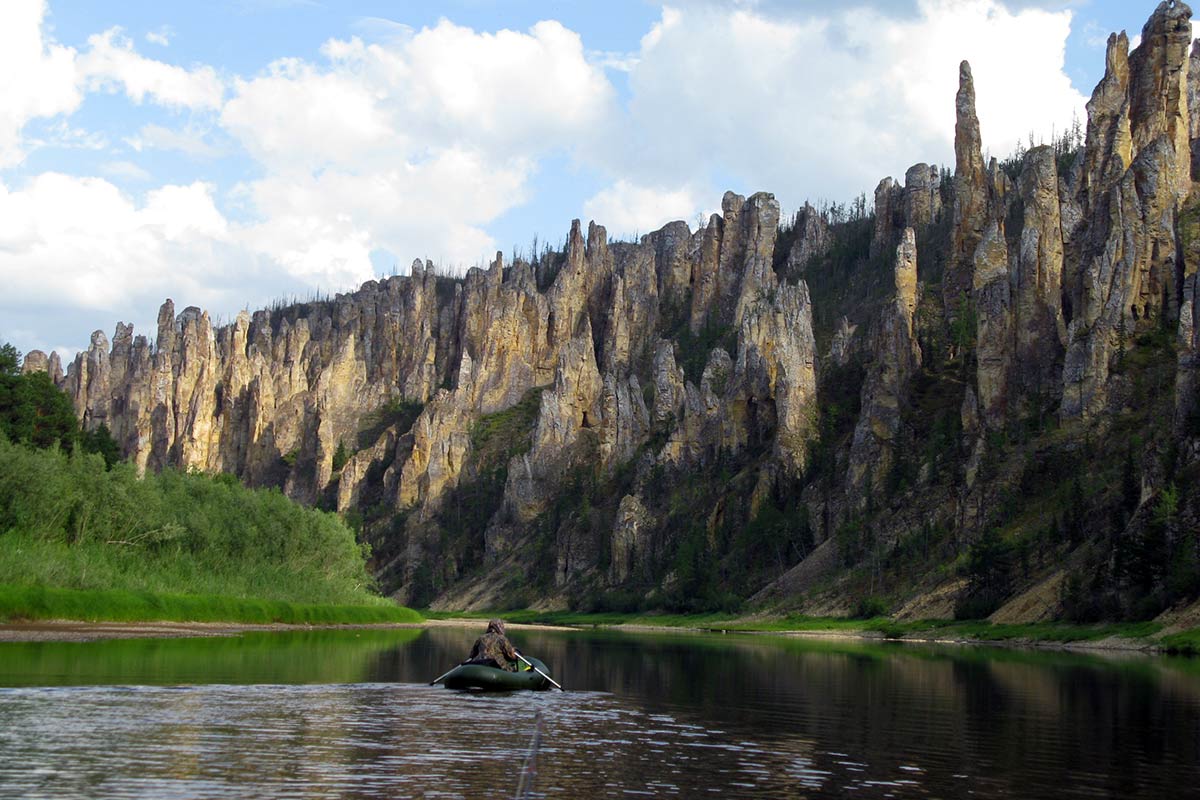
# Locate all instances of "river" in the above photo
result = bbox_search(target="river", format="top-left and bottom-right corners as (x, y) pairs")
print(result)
(0, 626), (1197, 798)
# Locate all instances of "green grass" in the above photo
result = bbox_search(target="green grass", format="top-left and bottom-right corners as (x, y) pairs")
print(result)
(0, 584), (421, 625)
(0, 436), (414, 622)
(1161, 629), (1200, 656)
(422, 608), (746, 628)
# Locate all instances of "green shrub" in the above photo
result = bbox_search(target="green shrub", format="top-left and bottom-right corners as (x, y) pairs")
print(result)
(332, 440), (351, 472)
(0, 437), (395, 611)
(854, 596), (890, 619)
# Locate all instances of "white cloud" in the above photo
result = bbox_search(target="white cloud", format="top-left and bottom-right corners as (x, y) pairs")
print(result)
(126, 123), (222, 158)
(594, 0), (1087, 204)
(218, 19), (615, 276)
(221, 57), (397, 171)
(0, 174), (235, 314)
(0, 0), (83, 167)
(223, 20), (614, 169)
(99, 160), (152, 182)
(583, 180), (702, 239)
(79, 27), (224, 109)
(145, 27), (172, 47)
(25, 119), (108, 152)
(235, 150), (530, 286)
(3, 13), (618, 355)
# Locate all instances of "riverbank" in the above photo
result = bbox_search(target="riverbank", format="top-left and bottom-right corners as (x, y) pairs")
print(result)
(0, 584), (421, 628)
(4, 603), (1197, 656)
(422, 609), (1200, 656)
(0, 617), (574, 642)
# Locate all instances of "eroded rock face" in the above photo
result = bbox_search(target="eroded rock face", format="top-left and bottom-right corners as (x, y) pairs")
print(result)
(651, 340), (686, 426)
(946, 61), (989, 319)
(904, 163), (943, 230)
(828, 317), (858, 369)
(1188, 39), (1200, 179)
(1063, 2), (1194, 418)
(1178, 273), (1200, 430)
(609, 494), (651, 585)
(20, 351), (48, 375)
(871, 177), (902, 258)
(1013, 146), (1068, 403)
(1128, 0), (1193, 198)
(973, 219), (1011, 426)
(736, 282), (819, 472)
(848, 229), (922, 499)
(786, 203), (832, 273)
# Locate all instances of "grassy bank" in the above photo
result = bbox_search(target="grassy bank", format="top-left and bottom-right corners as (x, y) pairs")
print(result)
(0, 437), (418, 624)
(0, 584), (421, 625)
(1160, 629), (1200, 656)
(425, 609), (1193, 650)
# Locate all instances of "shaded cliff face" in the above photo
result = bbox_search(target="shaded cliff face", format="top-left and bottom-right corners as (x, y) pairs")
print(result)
(26, 1), (1200, 620)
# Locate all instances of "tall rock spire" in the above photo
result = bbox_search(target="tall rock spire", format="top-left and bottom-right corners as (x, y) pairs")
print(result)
(946, 61), (988, 322)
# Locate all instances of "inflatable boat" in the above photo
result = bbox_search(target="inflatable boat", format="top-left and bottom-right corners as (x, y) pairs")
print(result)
(435, 657), (555, 691)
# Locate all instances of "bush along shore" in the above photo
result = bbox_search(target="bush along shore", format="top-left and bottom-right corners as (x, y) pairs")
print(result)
(0, 434), (419, 625)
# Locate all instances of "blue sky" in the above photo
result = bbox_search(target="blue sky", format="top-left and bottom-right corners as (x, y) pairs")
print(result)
(0, 0), (1165, 359)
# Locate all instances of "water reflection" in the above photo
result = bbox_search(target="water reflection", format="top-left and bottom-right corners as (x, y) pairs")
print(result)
(0, 627), (1197, 798)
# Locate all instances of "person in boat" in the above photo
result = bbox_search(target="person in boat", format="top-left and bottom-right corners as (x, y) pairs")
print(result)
(466, 618), (520, 672)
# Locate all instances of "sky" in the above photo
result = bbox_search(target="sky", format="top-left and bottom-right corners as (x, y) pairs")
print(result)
(0, 0), (1165, 360)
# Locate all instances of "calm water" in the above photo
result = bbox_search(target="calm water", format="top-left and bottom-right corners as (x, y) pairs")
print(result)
(1, 627), (1198, 798)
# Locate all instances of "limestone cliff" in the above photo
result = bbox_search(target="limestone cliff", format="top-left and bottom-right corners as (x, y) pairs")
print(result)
(26, 1), (1200, 623)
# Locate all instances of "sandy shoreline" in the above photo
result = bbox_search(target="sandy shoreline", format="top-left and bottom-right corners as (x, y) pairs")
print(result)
(0, 618), (576, 643)
(0, 618), (1168, 656)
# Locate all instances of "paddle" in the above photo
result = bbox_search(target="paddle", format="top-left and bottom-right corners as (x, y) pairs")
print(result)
(515, 650), (563, 691)
(430, 663), (464, 686)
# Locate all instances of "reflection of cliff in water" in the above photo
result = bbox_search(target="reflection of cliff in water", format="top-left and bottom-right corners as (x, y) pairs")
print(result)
(2, 627), (1199, 797)
(473, 629), (1200, 798)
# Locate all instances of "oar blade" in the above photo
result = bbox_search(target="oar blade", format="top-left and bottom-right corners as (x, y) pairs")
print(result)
(515, 651), (563, 691)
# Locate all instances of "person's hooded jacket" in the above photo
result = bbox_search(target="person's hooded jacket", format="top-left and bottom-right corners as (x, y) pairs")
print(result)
(468, 619), (519, 671)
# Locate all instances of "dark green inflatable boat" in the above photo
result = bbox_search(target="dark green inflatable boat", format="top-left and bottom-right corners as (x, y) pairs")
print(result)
(436, 657), (555, 691)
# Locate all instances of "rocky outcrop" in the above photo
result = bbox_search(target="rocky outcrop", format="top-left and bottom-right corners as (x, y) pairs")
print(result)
(1128, 0), (1193, 198)
(946, 61), (989, 319)
(735, 282), (819, 472)
(690, 191), (781, 332)
(609, 494), (651, 585)
(1064, 2), (1194, 418)
(903, 163), (943, 230)
(848, 229), (922, 499)
(785, 203), (832, 273)
(1188, 39), (1200, 179)
(1012, 146), (1068, 403)
(871, 177), (902, 258)
(972, 219), (1011, 426)
(496, 317), (602, 534)
(20, 350), (49, 376)
(1179, 272), (1200, 432)
(827, 317), (858, 369)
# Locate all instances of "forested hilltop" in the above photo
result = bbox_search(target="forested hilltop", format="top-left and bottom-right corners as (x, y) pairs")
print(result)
(22, 1), (1200, 627)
